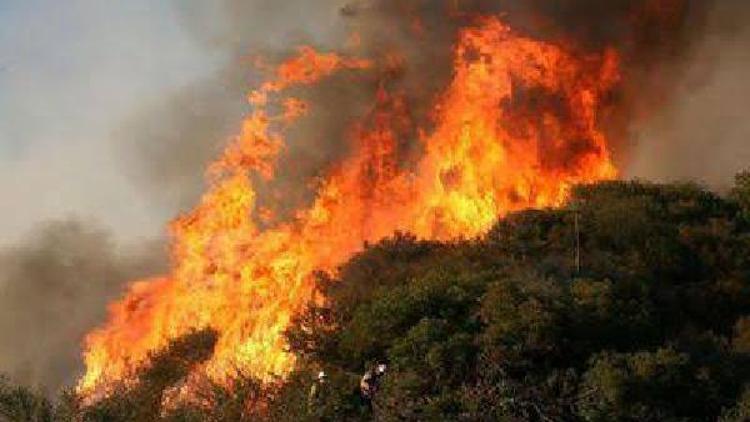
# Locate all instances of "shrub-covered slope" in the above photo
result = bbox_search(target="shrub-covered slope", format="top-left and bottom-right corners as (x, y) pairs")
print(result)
(4, 176), (750, 421)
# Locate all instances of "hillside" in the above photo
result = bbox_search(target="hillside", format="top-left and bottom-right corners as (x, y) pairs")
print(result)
(4, 174), (750, 421)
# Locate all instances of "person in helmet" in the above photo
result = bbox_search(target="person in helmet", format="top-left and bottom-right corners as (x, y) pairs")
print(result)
(307, 370), (328, 414)
(377, 363), (387, 375)
(360, 363), (387, 405)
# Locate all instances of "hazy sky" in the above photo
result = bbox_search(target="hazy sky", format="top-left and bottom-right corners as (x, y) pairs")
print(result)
(1, 0), (748, 246)
(626, 1), (750, 188)
(0, 0), (223, 244)
(0, 0), (350, 390)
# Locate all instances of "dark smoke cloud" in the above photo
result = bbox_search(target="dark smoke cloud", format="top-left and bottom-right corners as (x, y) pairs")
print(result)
(0, 220), (167, 392)
(626, 1), (750, 188)
(335, 0), (747, 186)
(117, 0), (747, 213)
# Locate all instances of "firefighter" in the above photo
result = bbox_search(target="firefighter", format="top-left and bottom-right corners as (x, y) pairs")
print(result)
(307, 370), (327, 414)
(360, 363), (387, 405)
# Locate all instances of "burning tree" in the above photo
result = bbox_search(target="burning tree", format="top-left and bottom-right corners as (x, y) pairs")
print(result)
(80, 11), (619, 394)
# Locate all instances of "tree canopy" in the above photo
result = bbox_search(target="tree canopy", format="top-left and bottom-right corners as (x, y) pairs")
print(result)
(3, 177), (750, 421)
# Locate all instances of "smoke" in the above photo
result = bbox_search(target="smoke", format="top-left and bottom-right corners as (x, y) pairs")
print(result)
(0, 3), (353, 389)
(114, 69), (247, 213)
(626, 1), (750, 188)
(116, 0), (355, 214)
(116, 0), (741, 217)
(0, 219), (167, 392)
(335, 0), (748, 187)
(0, 1), (192, 392)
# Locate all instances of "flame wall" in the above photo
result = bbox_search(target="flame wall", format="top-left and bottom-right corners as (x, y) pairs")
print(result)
(80, 13), (621, 392)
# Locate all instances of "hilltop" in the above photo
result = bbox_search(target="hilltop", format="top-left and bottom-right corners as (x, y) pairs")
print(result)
(4, 174), (750, 421)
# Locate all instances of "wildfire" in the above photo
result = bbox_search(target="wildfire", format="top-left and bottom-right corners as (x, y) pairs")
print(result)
(80, 17), (618, 392)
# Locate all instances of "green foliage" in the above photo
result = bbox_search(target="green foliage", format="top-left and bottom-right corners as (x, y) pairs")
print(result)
(480, 275), (567, 367)
(282, 177), (750, 420)
(163, 371), (280, 422)
(80, 328), (218, 422)
(733, 316), (750, 354)
(578, 348), (694, 420)
(721, 385), (750, 422)
(0, 376), (54, 422)
(732, 171), (750, 222)
(5, 176), (750, 421)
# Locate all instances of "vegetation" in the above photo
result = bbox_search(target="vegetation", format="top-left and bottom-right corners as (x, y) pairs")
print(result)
(3, 176), (750, 421)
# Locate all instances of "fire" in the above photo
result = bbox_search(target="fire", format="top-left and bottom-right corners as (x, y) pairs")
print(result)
(80, 17), (618, 392)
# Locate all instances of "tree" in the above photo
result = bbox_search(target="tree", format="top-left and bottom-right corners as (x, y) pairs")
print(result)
(7, 178), (750, 421)
(0, 376), (54, 422)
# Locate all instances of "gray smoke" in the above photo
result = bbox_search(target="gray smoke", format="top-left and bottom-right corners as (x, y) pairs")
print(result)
(626, 1), (750, 188)
(116, 0), (356, 215)
(0, 1), (351, 392)
(0, 219), (167, 393)
(114, 68), (247, 214)
(122, 0), (677, 213)
(132, 0), (744, 211)
(335, 0), (750, 187)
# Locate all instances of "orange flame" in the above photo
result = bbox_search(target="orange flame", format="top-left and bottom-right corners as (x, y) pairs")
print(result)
(80, 17), (618, 392)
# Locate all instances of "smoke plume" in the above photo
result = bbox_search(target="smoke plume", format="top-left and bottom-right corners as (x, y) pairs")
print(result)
(118, 0), (747, 218)
(626, 1), (750, 187)
(0, 220), (166, 392)
(116, 0), (354, 215)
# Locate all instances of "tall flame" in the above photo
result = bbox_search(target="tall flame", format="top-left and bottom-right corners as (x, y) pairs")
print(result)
(81, 17), (618, 392)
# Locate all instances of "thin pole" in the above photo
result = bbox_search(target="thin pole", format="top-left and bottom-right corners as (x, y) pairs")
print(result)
(573, 208), (581, 275)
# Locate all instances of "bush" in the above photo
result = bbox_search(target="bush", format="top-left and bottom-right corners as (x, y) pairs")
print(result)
(7, 177), (750, 421)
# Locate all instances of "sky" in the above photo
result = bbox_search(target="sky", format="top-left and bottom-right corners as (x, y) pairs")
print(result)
(1, 0), (748, 244)
(0, 0), (223, 244)
(0, 0), (350, 389)
(626, 3), (750, 187)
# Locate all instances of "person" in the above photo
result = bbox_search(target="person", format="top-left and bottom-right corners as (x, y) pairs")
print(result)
(360, 363), (387, 405)
(307, 370), (327, 414)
